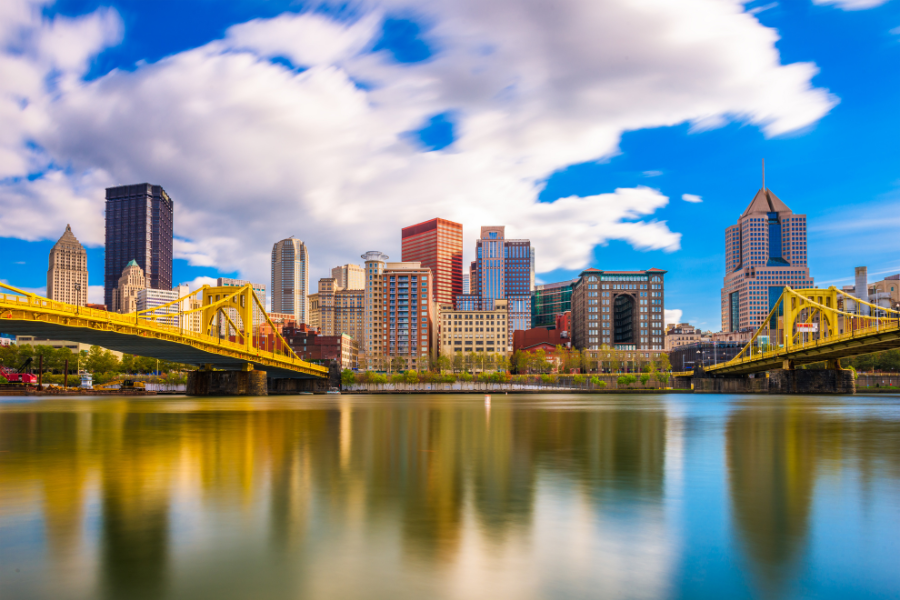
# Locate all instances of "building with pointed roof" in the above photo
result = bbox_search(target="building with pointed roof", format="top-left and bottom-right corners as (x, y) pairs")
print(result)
(112, 260), (146, 314)
(721, 186), (814, 332)
(47, 224), (89, 306)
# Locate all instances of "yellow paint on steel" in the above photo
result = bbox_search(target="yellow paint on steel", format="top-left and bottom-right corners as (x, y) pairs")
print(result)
(0, 282), (327, 378)
(709, 286), (900, 375)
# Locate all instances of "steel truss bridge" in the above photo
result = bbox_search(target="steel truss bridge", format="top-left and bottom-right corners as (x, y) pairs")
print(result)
(707, 286), (900, 375)
(0, 282), (327, 379)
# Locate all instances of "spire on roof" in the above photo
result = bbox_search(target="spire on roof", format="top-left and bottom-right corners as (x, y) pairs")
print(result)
(126, 259), (139, 267)
(52, 224), (83, 249)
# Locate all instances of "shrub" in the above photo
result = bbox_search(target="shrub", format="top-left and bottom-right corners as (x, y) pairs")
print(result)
(617, 375), (637, 386)
(597, 380), (607, 389)
(404, 370), (419, 384)
(640, 373), (651, 386)
(0, 375), (7, 384)
(573, 375), (585, 385)
(390, 372), (404, 384)
(589, 376), (600, 387)
(459, 372), (473, 382)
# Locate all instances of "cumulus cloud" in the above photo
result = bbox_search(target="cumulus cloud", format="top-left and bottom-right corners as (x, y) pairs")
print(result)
(665, 308), (683, 325)
(811, 0), (888, 10)
(682, 193), (703, 203)
(0, 0), (839, 283)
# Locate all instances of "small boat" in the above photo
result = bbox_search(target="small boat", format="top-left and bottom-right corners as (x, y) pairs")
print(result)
(327, 388), (341, 394)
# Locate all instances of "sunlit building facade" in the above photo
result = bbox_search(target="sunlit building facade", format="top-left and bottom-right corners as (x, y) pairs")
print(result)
(271, 237), (309, 324)
(721, 187), (814, 332)
(571, 268), (666, 351)
(47, 224), (89, 306)
(401, 218), (463, 306)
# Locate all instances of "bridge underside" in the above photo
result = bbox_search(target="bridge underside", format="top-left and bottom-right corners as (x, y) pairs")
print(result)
(709, 328), (900, 375)
(2, 321), (319, 379)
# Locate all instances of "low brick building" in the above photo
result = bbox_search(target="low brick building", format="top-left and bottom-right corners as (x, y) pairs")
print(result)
(512, 327), (569, 353)
(282, 325), (359, 370)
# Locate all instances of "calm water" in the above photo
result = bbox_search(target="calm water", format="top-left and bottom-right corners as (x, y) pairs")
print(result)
(1, 393), (898, 600)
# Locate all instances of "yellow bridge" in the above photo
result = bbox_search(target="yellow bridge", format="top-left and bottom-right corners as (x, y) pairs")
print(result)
(0, 282), (327, 380)
(708, 286), (900, 375)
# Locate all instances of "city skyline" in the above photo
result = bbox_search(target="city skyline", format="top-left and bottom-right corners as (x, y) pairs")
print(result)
(1, 1), (899, 332)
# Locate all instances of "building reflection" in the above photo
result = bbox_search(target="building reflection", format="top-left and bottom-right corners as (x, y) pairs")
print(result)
(726, 399), (900, 595)
(1, 396), (897, 599)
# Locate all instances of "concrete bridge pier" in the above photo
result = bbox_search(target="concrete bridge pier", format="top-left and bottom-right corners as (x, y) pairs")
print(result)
(187, 366), (268, 396)
(269, 363), (341, 394)
(691, 369), (768, 394)
(769, 361), (855, 394)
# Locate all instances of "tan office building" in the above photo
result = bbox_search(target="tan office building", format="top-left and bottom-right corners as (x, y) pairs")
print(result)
(315, 277), (364, 350)
(112, 260), (146, 314)
(665, 323), (702, 351)
(438, 299), (508, 357)
(47, 225), (89, 306)
(331, 264), (365, 290)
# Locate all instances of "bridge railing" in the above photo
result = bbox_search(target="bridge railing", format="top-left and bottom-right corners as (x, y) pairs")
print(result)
(710, 286), (900, 372)
(0, 283), (325, 375)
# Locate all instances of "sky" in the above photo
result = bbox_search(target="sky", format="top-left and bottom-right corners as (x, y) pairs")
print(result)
(0, 0), (898, 330)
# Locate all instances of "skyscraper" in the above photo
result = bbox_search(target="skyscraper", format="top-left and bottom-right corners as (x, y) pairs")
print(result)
(47, 225), (88, 306)
(271, 237), (309, 324)
(362, 251), (389, 366)
(104, 184), (173, 309)
(401, 218), (462, 305)
(721, 186), (814, 332)
(473, 226), (533, 350)
(112, 260), (146, 314)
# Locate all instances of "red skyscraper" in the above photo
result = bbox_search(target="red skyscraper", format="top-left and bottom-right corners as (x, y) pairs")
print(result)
(401, 218), (463, 306)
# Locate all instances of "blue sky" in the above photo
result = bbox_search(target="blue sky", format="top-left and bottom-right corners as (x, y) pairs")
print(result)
(0, 0), (898, 330)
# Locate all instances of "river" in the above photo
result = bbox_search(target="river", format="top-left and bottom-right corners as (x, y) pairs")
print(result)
(1, 393), (898, 600)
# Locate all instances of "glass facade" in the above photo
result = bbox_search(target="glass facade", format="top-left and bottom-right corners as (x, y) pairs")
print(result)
(531, 281), (574, 328)
(104, 184), (173, 309)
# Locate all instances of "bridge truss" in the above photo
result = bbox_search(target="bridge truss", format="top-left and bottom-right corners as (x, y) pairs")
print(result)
(0, 282), (327, 379)
(709, 286), (900, 375)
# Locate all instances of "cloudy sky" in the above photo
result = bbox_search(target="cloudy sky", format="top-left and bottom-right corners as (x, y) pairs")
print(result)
(1, 0), (898, 329)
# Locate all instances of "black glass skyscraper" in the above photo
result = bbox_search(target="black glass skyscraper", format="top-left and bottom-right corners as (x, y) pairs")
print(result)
(104, 184), (174, 309)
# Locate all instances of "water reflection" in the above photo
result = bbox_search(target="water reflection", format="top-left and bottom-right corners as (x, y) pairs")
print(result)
(0, 395), (898, 599)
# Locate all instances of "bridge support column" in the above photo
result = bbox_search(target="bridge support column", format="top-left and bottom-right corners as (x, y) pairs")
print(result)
(186, 369), (268, 396)
(769, 368), (855, 395)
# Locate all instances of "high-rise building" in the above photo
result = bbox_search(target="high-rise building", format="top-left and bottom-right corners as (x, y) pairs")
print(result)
(112, 260), (146, 314)
(473, 226), (533, 350)
(173, 283), (203, 333)
(462, 272), (470, 295)
(104, 184), (173, 309)
(362, 251), (389, 366)
(217, 277), (267, 331)
(361, 252), (436, 370)
(137, 288), (179, 327)
(721, 187), (813, 332)
(315, 277), (365, 348)
(401, 218), (462, 305)
(47, 224), (89, 306)
(531, 280), (577, 329)
(571, 268), (666, 351)
(271, 238), (309, 324)
(331, 264), (365, 290)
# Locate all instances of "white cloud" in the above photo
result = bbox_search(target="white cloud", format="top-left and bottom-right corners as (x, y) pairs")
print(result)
(665, 308), (683, 325)
(748, 2), (779, 15)
(643, 170), (663, 177)
(0, 0), (838, 283)
(682, 193), (703, 203)
(87, 285), (104, 304)
(811, 0), (888, 10)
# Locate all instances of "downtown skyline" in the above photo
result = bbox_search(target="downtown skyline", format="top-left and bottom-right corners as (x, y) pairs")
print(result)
(1, 0), (898, 332)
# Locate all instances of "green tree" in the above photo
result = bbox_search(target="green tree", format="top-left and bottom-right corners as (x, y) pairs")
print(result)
(589, 376), (601, 388)
(436, 354), (451, 373)
(452, 352), (464, 374)
(617, 374), (636, 387)
(404, 370), (419, 384)
(655, 369), (668, 387)
(658, 353), (672, 372)
(640, 372), (651, 386)
(496, 353), (510, 373)
(341, 369), (355, 387)
(515, 351), (529, 374)
(390, 372), (404, 384)
(390, 356), (406, 373)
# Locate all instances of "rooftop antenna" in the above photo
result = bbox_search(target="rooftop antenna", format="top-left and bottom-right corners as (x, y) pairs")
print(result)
(762, 158), (765, 191)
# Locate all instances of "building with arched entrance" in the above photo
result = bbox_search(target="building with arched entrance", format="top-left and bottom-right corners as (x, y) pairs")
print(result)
(571, 268), (666, 351)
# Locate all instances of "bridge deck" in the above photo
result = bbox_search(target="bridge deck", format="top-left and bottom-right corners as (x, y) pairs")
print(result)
(708, 322), (900, 375)
(1, 293), (327, 379)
